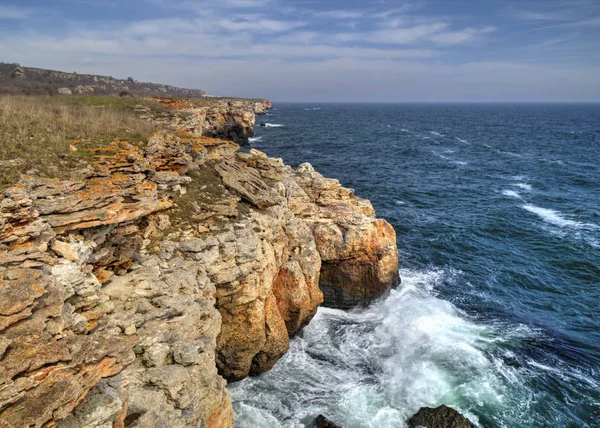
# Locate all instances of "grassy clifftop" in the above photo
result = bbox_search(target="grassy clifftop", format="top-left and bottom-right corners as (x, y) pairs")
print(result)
(0, 95), (169, 188)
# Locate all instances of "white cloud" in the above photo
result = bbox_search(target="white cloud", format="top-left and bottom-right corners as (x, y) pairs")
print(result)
(429, 26), (496, 45)
(367, 23), (449, 44)
(315, 10), (365, 20)
(218, 18), (306, 33)
(515, 11), (568, 21)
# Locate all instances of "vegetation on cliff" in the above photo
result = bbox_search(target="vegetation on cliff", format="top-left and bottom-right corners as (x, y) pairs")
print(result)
(0, 95), (169, 188)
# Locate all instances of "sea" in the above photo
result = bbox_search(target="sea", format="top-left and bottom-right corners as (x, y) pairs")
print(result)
(230, 103), (600, 427)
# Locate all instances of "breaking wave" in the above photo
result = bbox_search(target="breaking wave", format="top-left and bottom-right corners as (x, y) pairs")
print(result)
(230, 269), (539, 428)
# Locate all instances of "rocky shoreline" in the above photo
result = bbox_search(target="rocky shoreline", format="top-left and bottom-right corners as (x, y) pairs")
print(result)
(0, 96), (399, 427)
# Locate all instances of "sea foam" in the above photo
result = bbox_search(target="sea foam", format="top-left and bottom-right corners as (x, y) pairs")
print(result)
(522, 205), (598, 230)
(230, 268), (531, 428)
(502, 190), (521, 198)
(515, 183), (532, 191)
(265, 123), (285, 127)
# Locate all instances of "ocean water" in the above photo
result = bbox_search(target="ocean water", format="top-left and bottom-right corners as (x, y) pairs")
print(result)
(233, 103), (600, 427)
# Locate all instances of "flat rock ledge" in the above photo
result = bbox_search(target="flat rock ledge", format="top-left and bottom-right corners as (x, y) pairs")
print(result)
(0, 131), (399, 427)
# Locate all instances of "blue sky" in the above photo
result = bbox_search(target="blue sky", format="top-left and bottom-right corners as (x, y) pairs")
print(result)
(1, 0), (599, 101)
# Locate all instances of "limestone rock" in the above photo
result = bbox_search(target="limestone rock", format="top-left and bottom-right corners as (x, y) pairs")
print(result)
(0, 124), (398, 427)
(150, 98), (261, 145)
(215, 159), (283, 209)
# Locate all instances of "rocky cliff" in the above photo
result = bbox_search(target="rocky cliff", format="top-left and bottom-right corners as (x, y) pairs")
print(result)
(0, 112), (398, 426)
(142, 97), (270, 145)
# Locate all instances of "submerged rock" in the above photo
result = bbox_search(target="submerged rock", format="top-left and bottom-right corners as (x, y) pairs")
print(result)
(314, 414), (342, 427)
(408, 405), (477, 428)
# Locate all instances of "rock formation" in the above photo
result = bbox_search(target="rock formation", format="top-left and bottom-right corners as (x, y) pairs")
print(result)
(408, 405), (477, 428)
(252, 100), (273, 115)
(0, 119), (398, 426)
(138, 98), (269, 145)
(314, 415), (343, 428)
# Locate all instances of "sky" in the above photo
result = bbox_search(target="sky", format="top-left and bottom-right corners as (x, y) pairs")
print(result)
(0, 0), (599, 102)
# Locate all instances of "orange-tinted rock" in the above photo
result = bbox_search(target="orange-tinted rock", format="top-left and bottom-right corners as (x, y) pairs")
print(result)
(1, 125), (397, 427)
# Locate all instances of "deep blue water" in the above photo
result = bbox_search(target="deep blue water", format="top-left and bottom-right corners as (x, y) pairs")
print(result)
(231, 104), (600, 427)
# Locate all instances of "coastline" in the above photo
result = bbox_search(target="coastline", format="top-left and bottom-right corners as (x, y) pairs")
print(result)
(0, 99), (400, 427)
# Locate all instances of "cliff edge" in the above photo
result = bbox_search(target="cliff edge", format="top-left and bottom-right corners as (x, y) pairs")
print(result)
(0, 102), (398, 427)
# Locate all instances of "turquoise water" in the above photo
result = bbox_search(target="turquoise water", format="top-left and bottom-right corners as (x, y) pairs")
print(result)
(231, 104), (600, 427)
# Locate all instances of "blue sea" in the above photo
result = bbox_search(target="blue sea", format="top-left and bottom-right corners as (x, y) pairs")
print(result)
(230, 103), (600, 427)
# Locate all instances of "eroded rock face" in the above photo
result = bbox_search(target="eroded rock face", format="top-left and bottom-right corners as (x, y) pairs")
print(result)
(252, 100), (273, 115)
(0, 131), (398, 426)
(291, 162), (399, 309)
(150, 98), (270, 145)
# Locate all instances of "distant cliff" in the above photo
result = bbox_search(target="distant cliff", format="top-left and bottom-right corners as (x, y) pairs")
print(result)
(0, 63), (208, 98)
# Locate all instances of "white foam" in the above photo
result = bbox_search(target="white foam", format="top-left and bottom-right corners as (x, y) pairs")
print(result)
(433, 151), (467, 166)
(304, 107), (321, 111)
(456, 137), (469, 144)
(265, 123), (285, 127)
(515, 183), (532, 191)
(231, 268), (527, 427)
(248, 136), (263, 143)
(499, 150), (522, 158)
(430, 131), (444, 137)
(401, 128), (410, 132)
(502, 190), (521, 199)
(539, 157), (565, 165)
(522, 205), (598, 230)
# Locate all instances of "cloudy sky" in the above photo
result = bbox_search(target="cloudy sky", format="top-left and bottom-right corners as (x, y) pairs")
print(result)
(1, 0), (599, 101)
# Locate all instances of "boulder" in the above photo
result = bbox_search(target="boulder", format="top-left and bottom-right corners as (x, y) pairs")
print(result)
(315, 414), (342, 427)
(408, 405), (477, 428)
(57, 87), (72, 95)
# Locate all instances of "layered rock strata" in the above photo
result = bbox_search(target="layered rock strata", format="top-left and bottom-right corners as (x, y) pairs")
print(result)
(138, 98), (270, 145)
(0, 130), (398, 427)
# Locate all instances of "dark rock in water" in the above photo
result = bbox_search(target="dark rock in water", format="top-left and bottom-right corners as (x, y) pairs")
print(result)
(314, 414), (342, 428)
(408, 405), (477, 428)
(260, 121), (266, 126)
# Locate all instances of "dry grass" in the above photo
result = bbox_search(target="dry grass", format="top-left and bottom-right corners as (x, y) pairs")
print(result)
(0, 95), (167, 188)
